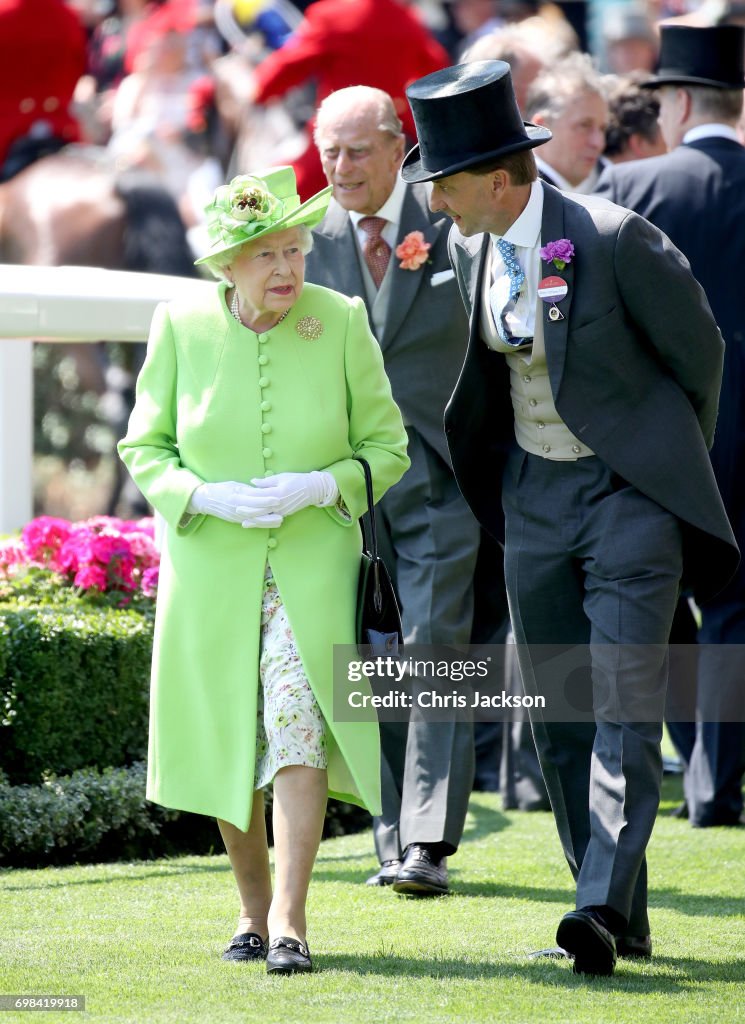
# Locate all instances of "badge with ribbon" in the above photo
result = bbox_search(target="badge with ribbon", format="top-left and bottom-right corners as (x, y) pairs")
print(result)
(538, 275), (567, 321)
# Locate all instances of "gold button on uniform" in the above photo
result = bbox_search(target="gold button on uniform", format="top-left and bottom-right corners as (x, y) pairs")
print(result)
(43, 97), (59, 112)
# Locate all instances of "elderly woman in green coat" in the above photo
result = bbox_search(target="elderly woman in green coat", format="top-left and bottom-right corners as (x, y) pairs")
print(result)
(118, 166), (409, 975)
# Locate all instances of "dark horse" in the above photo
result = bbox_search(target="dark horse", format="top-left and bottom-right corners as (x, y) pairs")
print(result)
(0, 146), (197, 515)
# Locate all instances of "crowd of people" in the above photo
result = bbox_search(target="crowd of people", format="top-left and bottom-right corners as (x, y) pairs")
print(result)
(6, 0), (743, 981)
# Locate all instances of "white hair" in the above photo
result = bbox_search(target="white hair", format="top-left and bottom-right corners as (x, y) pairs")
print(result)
(201, 224), (314, 281)
(314, 86), (404, 147)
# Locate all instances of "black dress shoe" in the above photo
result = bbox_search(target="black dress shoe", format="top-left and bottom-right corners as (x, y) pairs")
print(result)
(556, 910), (617, 976)
(365, 859), (402, 886)
(266, 936), (312, 975)
(616, 934), (652, 959)
(221, 931), (267, 962)
(392, 845), (449, 896)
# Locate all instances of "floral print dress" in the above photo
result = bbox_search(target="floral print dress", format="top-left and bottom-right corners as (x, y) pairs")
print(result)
(254, 565), (328, 789)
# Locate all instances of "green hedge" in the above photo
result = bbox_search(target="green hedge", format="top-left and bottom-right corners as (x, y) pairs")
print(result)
(0, 598), (152, 785)
(0, 761), (369, 868)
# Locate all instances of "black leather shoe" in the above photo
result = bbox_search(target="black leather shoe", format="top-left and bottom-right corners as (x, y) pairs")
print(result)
(365, 859), (402, 886)
(221, 932), (267, 962)
(616, 934), (652, 959)
(556, 910), (617, 976)
(392, 845), (449, 896)
(266, 936), (312, 975)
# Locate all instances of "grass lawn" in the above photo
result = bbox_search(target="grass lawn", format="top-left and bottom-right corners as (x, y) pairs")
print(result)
(1, 777), (743, 1024)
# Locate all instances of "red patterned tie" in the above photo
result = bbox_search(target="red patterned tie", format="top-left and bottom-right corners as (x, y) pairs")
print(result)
(359, 216), (391, 288)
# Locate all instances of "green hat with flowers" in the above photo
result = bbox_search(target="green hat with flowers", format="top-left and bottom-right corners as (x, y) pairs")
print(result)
(195, 165), (332, 266)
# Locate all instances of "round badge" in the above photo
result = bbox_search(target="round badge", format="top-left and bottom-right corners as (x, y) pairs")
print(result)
(537, 276), (568, 304)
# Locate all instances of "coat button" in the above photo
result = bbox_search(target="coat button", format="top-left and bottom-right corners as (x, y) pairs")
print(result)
(572, 444), (581, 454)
(261, 401), (271, 411)
(267, 538), (277, 549)
(258, 354), (269, 365)
(529, 398), (537, 407)
(258, 377), (269, 388)
(43, 97), (59, 112)
(542, 444), (551, 453)
(537, 421), (545, 429)
(258, 334), (269, 344)
(19, 98), (35, 113)
(523, 375), (531, 383)
(261, 423), (271, 434)
(262, 447), (272, 458)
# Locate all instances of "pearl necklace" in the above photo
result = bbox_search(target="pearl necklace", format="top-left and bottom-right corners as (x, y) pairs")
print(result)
(230, 290), (290, 330)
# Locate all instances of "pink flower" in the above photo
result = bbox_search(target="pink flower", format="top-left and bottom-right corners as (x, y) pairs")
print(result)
(0, 539), (27, 577)
(73, 564), (108, 591)
(539, 238), (575, 271)
(141, 566), (159, 597)
(395, 231), (431, 270)
(21, 516), (72, 570)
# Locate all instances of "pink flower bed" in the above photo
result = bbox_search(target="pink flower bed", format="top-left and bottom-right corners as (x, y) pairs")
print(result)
(0, 515), (159, 597)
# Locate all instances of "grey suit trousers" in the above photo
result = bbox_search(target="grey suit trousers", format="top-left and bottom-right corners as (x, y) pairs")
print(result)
(372, 426), (479, 858)
(503, 447), (683, 933)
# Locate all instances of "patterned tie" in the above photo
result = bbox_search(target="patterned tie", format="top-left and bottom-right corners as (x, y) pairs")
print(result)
(359, 216), (391, 288)
(490, 238), (525, 345)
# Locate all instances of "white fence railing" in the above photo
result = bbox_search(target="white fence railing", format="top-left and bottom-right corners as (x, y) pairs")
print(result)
(0, 265), (213, 533)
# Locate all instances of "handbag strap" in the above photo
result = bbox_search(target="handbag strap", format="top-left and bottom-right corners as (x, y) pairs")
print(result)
(356, 456), (378, 559)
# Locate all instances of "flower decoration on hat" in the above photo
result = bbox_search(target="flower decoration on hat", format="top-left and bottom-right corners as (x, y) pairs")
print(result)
(395, 231), (431, 270)
(228, 177), (282, 225)
(539, 238), (575, 271)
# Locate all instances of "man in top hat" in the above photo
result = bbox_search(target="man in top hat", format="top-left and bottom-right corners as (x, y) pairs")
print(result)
(596, 24), (745, 829)
(403, 59), (738, 974)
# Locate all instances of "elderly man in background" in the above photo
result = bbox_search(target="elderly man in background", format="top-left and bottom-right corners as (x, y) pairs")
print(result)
(305, 85), (503, 896)
(596, 24), (745, 828)
(525, 52), (610, 192)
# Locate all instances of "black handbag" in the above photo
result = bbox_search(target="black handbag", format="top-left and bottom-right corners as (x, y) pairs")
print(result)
(355, 457), (403, 656)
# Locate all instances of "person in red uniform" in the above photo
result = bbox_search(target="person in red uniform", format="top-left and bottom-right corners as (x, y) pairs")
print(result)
(0, 0), (87, 180)
(250, 0), (450, 198)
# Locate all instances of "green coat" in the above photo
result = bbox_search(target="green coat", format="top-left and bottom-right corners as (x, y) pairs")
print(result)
(119, 281), (410, 830)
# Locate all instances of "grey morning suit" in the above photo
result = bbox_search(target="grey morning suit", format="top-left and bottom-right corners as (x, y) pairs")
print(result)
(306, 182), (501, 856)
(445, 181), (737, 931)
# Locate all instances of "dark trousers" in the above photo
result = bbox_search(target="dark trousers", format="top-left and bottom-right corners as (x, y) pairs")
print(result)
(372, 428), (479, 859)
(503, 448), (683, 933)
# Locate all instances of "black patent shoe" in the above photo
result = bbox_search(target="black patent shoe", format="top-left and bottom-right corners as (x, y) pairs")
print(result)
(221, 932), (267, 962)
(366, 859), (402, 886)
(556, 910), (617, 976)
(266, 936), (312, 975)
(392, 845), (448, 896)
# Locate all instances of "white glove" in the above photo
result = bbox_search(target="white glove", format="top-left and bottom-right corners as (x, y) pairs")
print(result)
(250, 471), (339, 517)
(188, 481), (283, 528)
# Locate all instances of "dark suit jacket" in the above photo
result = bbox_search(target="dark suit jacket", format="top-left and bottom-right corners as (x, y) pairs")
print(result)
(305, 182), (469, 466)
(595, 138), (745, 532)
(445, 180), (738, 602)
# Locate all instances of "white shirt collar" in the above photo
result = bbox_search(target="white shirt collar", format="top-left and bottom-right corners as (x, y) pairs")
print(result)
(348, 173), (407, 231)
(534, 156), (574, 193)
(490, 179), (543, 250)
(683, 123), (741, 145)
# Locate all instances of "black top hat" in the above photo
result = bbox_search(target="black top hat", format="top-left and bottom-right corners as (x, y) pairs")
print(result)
(643, 25), (745, 90)
(401, 61), (552, 184)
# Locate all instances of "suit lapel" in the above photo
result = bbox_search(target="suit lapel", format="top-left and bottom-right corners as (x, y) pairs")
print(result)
(539, 181), (574, 395)
(381, 183), (444, 348)
(315, 200), (372, 323)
